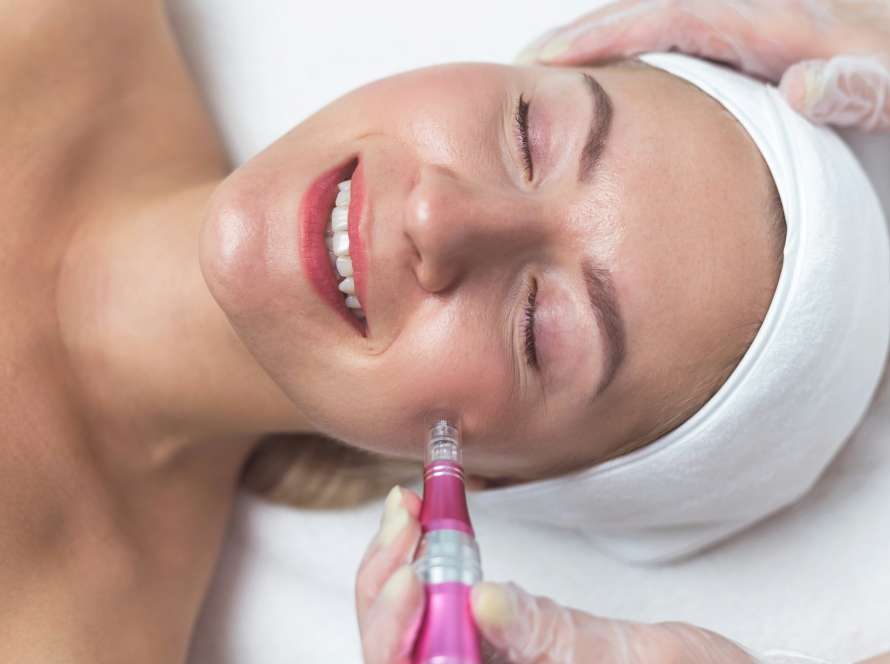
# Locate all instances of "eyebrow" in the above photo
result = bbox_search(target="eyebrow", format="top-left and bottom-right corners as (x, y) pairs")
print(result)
(578, 73), (614, 183)
(582, 258), (626, 399)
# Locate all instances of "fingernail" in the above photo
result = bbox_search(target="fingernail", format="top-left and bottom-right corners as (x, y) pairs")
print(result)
(515, 44), (541, 65)
(537, 35), (573, 62)
(778, 68), (804, 109)
(378, 486), (410, 547)
(514, 26), (563, 64)
(781, 61), (825, 116)
(382, 485), (404, 521)
(802, 66), (829, 117)
(471, 582), (515, 629)
(381, 565), (418, 603)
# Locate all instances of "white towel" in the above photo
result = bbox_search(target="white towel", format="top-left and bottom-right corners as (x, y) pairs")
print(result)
(470, 52), (890, 564)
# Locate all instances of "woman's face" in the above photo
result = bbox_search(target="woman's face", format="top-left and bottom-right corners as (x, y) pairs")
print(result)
(200, 61), (780, 482)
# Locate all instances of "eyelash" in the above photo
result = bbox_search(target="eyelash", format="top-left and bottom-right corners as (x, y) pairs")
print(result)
(523, 276), (539, 370)
(514, 94), (533, 179)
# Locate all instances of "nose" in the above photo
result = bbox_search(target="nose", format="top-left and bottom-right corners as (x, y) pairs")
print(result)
(404, 164), (545, 293)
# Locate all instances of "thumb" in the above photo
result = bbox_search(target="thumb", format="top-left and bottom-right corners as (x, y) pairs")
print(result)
(472, 581), (642, 664)
(471, 581), (576, 663)
(779, 55), (890, 131)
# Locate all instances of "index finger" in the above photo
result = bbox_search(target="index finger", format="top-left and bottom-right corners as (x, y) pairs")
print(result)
(355, 486), (423, 630)
(519, 0), (796, 81)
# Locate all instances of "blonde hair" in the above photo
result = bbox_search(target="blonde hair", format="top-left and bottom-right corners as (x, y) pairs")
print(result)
(240, 433), (420, 508)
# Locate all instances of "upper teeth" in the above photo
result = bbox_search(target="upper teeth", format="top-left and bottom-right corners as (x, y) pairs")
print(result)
(327, 179), (365, 320)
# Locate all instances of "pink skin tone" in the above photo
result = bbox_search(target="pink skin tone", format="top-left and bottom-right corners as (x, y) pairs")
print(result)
(199, 60), (779, 483)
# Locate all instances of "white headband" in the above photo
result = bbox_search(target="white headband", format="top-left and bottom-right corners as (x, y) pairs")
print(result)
(470, 52), (890, 564)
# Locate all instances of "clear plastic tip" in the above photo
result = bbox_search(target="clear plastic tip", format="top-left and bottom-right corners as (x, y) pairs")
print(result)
(426, 418), (462, 465)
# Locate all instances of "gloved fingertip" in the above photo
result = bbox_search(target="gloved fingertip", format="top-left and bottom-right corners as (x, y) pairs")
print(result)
(513, 25), (563, 64)
(381, 565), (421, 605)
(366, 566), (424, 662)
(471, 582), (516, 631)
(778, 65), (805, 110)
(536, 35), (575, 62)
(514, 44), (541, 65)
(779, 61), (826, 117)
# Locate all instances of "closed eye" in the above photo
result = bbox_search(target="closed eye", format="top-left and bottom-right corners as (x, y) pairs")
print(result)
(523, 276), (538, 369)
(514, 94), (533, 180)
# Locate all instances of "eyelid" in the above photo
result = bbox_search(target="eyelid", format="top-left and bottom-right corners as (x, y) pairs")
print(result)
(514, 94), (533, 180)
(522, 275), (539, 370)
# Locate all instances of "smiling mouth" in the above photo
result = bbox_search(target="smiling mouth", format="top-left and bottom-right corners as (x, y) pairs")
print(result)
(299, 155), (369, 337)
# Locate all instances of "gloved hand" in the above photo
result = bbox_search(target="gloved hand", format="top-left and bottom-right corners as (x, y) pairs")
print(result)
(516, 0), (890, 131)
(356, 485), (425, 664)
(470, 581), (757, 663)
(355, 485), (830, 663)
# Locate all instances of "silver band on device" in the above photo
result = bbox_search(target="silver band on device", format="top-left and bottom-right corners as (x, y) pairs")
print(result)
(413, 528), (482, 586)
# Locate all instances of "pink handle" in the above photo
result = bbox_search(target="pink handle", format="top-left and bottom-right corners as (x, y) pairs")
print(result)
(411, 582), (481, 664)
(420, 460), (474, 536)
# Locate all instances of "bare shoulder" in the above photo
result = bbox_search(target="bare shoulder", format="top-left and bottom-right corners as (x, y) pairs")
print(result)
(0, 1), (163, 89)
(0, 0), (228, 202)
(0, 349), (140, 659)
(0, 348), (196, 663)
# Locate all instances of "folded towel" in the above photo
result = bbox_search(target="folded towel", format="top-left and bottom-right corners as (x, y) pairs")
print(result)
(470, 53), (890, 564)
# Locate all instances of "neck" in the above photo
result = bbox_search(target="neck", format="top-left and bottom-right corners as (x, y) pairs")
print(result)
(57, 179), (314, 473)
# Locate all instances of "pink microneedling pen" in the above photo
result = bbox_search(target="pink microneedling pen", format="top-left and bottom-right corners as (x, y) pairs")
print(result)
(411, 418), (483, 664)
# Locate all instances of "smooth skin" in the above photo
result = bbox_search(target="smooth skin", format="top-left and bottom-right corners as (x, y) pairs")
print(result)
(0, 2), (252, 661)
(0, 1), (788, 662)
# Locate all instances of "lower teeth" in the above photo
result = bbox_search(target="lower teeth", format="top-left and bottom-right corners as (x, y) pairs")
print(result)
(326, 244), (365, 320)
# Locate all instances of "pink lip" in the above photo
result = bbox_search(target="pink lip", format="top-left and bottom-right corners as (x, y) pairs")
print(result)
(298, 156), (368, 337)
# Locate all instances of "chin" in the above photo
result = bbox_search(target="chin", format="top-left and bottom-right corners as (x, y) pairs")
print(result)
(199, 164), (296, 320)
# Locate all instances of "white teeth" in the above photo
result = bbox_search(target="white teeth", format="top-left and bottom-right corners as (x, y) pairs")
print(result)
(336, 256), (353, 277)
(325, 177), (365, 324)
(331, 207), (348, 231)
(337, 277), (355, 295)
(332, 230), (350, 256)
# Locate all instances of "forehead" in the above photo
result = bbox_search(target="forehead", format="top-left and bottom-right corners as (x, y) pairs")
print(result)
(573, 62), (779, 425)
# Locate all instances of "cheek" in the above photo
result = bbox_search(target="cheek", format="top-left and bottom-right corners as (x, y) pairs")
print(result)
(359, 316), (515, 451)
(399, 326), (511, 410)
(536, 293), (595, 394)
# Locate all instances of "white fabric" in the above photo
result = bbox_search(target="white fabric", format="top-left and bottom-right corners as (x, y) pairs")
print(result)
(471, 52), (890, 564)
(169, 2), (890, 662)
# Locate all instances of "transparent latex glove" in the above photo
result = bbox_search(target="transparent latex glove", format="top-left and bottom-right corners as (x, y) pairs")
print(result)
(471, 581), (834, 664)
(355, 486), (425, 664)
(354, 486), (830, 663)
(516, 0), (890, 131)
